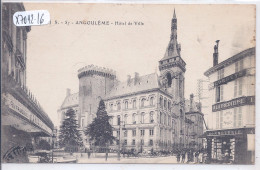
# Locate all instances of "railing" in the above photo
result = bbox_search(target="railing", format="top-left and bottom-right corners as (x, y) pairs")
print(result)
(4, 74), (54, 130)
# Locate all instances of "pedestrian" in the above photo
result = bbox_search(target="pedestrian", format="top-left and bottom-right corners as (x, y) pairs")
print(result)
(177, 152), (181, 163)
(181, 151), (185, 163)
(87, 149), (91, 159)
(195, 151), (199, 163)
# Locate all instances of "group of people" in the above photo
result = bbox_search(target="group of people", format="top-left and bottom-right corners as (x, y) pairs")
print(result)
(176, 149), (206, 164)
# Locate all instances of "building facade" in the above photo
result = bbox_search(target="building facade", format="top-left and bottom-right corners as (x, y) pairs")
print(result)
(204, 42), (255, 164)
(1, 3), (54, 163)
(58, 10), (204, 152)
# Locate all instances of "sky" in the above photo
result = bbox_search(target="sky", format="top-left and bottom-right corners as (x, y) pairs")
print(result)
(23, 3), (255, 127)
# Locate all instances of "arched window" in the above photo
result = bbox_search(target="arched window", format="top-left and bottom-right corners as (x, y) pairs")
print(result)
(124, 114), (128, 124)
(117, 102), (121, 110)
(180, 109), (183, 118)
(160, 97), (163, 107)
(150, 97), (154, 106)
(141, 112), (145, 123)
(168, 101), (171, 110)
(164, 99), (167, 109)
(150, 112), (154, 123)
(132, 113), (136, 124)
(132, 100), (136, 108)
(160, 112), (163, 124)
(125, 101), (128, 109)
(117, 115), (121, 125)
(164, 113), (167, 125)
(168, 115), (171, 126)
(166, 72), (172, 87)
(81, 119), (84, 127)
(141, 98), (145, 107)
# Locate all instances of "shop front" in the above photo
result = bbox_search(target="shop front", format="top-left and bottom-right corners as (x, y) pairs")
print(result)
(204, 127), (254, 164)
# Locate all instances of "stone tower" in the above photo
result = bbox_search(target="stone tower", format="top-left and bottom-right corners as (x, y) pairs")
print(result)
(77, 65), (116, 128)
(158, 9), (187, 147)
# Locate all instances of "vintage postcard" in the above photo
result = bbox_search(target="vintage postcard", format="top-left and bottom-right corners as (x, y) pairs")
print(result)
(1, 2), (256, 165)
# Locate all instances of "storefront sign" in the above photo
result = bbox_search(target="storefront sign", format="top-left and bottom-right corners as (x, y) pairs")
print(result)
(207, 129), (243, 136)
(212, 96), (255, 112)
(3, 93), (52, 134)
(214, 69), (246, 87)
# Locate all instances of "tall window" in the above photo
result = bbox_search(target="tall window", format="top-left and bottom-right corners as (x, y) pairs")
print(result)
(125, 101), (128, 109)
(117, 102), (121, 110)
(168, 115), (171, 126)
(168, 101), (171, 111)
(160, 112), (163, 124)
(124, 114), (128, 124)
(166, 72), (172, 87)
(150, 112), (154, 123)
(141, 98), (145, 107)
(234, 107), (243, 127)
(160, 97), (163, 108)
(234, 78), (243, 97)
(149, 129), (154, 136)
(132, 100), (136, 108)
(164, 99), (167, 109)
(124, 140), (127, 145)
(132, 130), (136, 136)
(217, 68), (224, 80)
(124, 130), (127, 137)
(132, 113), (136, 124)
(117, 130), (120, 137)
(117, 115), (121, 125)
(149, 139), (154, 146)
(141, 112), (145, 123)
(235, 59), (244, 72)
(150, 97), (154, 106)
(140, 129), (145, 136)
(132, 139), (136, 145)
(216, 85), (223, 102)
(164, 113), (167, 125)
(141, 139), (144, 145)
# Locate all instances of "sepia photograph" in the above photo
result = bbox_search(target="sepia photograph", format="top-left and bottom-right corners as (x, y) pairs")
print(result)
(1, 2), (256, 165)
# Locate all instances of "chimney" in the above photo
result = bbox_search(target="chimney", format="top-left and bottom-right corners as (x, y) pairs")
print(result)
(66, 88), (71, 97)
(127, 75), (131, 85)
(134, 72), (139, 85)
(190, 93), (194, 112)
(213, 40), (220, 66)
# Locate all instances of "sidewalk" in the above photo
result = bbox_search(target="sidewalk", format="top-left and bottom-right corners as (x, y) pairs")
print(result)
(77, 154), (178, 163)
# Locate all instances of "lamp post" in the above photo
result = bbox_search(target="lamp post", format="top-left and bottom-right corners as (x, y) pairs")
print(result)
(52, 134), (55, 163)
(117, 120), (125, 161)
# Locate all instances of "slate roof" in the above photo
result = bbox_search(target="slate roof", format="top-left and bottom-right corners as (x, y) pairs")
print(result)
(105, 73), (161, 99)
(60, 92), (79, 109)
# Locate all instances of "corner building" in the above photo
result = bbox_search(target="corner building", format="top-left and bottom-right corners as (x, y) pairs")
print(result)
(204, 45), (255, 164)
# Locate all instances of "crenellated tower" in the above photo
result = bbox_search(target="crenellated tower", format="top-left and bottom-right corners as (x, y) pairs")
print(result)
(78, 65), (116, 129)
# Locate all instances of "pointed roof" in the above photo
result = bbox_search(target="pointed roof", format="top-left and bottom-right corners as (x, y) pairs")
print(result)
(173, 8), (176, 19)
(160, 9), (179, 61)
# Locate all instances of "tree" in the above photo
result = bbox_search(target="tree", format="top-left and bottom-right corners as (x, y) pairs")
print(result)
(59, 108), (83, 152)
(84, 99), (115, 149)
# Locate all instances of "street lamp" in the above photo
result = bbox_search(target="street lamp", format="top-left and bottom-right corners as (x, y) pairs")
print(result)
(117, 120), (125, 161)
(52, 134), (55, 163)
